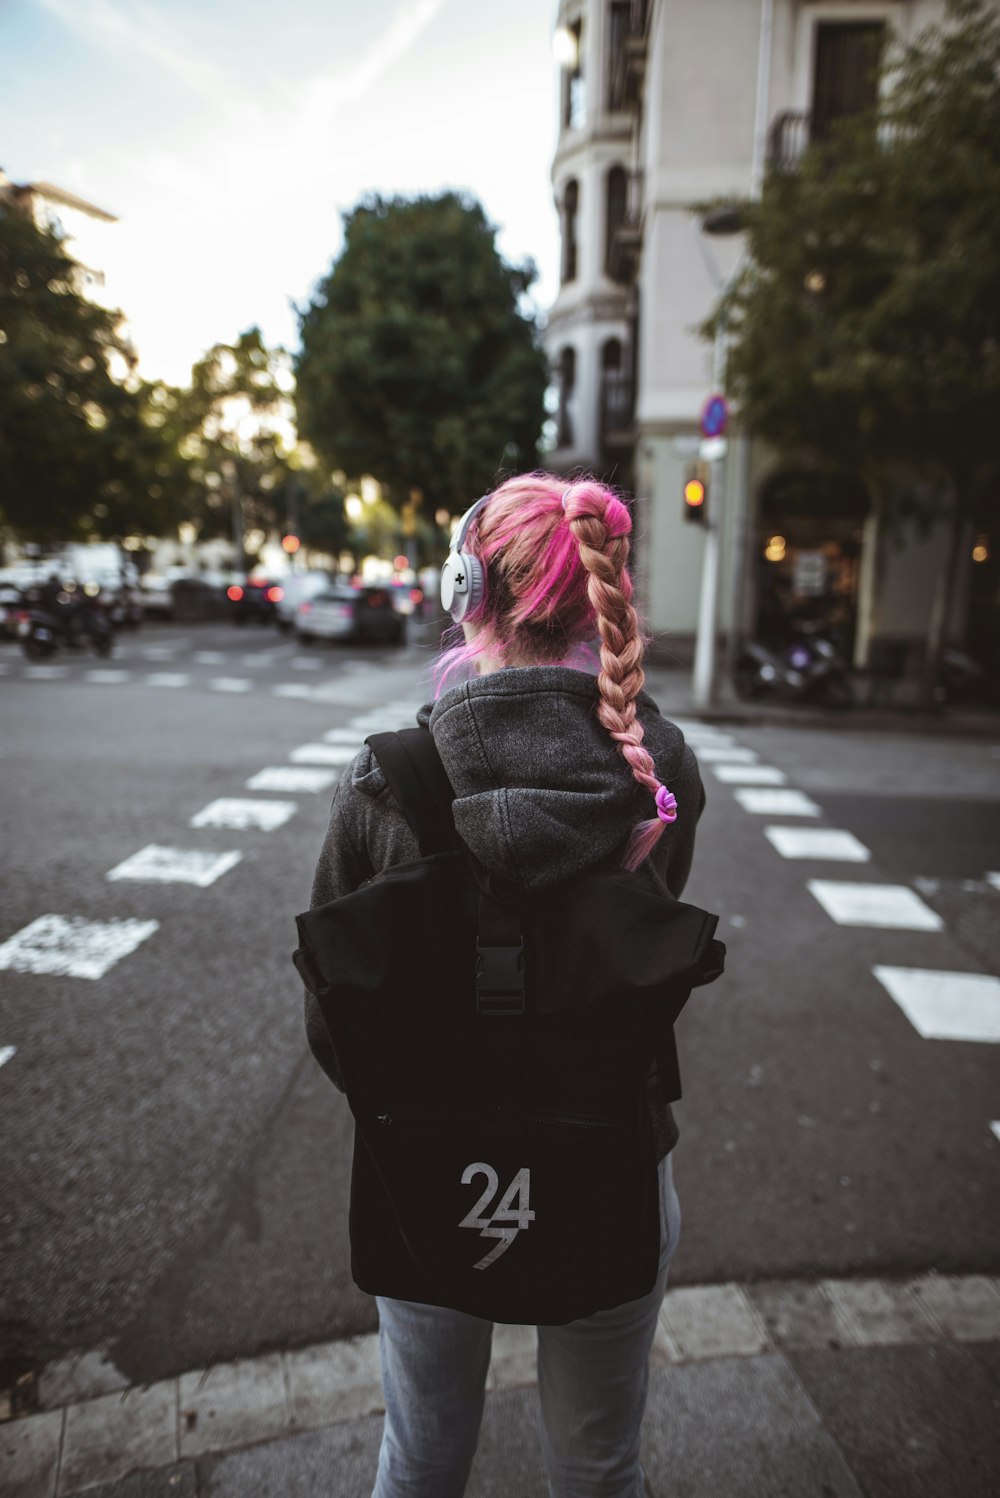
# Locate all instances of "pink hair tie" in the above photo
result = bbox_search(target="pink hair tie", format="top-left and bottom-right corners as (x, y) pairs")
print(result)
(654, 784), (678, 824)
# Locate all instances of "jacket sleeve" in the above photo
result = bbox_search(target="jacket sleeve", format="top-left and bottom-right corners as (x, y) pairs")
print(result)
(303, 776), (373, 1091)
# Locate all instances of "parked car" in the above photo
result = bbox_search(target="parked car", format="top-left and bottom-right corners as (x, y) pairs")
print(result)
(226, 577), (284, 624)
(273, 570), (338, 632)
(296, 585), (405, 645)
(0, 580), (25, 641)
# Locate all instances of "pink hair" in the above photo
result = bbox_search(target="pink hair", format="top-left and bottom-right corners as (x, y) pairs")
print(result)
(434, 472), (670, 870)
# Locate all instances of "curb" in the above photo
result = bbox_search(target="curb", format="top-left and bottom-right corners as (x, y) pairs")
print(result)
(5, 1272), (1000, 1497)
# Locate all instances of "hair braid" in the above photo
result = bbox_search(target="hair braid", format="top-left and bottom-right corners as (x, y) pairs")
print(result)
(564, 483), (671, 869)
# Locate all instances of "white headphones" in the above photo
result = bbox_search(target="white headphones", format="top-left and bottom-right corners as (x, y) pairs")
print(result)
(440, 494), (491, 622)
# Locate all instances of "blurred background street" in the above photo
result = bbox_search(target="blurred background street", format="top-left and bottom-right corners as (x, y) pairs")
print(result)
(1, 619), (997, 1394)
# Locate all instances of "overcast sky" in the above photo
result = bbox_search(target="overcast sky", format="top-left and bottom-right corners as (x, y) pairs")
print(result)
(3, 0), (562, 385)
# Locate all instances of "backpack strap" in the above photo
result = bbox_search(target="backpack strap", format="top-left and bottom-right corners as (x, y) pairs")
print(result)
(366, 727), (457, 857)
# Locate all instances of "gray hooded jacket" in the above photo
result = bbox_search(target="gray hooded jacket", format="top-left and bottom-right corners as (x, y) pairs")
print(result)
(305, 664), (705, 1159)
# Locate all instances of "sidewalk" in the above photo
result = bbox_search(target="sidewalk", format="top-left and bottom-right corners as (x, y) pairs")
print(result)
(641, 662), (1000, 739)
(6, 1272), (1000, 1497)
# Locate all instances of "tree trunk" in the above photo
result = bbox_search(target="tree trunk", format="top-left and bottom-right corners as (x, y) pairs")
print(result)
(921, 489), (963, 712)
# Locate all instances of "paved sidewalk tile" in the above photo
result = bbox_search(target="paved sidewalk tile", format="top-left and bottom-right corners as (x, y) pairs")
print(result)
(822, 1278), (940, 1347)
(60, 1382), (177, 1496)
(910, 1275), (1000, 1341)
(284, 1336), (382, 1431)
(178, 1355), (287, 1460)
(2, 1408), (63, 1498)
(747, 1281), (847, 1351)
(197, 1415), (383, 1498)
(486, 1325), (538, 1390)
(658, 1284), (771, 1362)
(641, 1354), (864, 1498)
(75, 1466), (197, 1498)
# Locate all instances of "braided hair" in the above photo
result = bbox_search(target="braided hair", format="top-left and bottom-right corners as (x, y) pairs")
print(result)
(436, 472), (676, 870)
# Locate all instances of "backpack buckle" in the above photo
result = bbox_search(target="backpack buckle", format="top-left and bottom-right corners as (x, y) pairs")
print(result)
(475, 941), (525, 1016)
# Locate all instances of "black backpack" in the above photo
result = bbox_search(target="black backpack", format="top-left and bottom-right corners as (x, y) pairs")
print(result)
(294, 727), (725, 1325)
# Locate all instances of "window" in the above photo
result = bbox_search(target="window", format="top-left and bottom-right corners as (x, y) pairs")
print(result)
(605, 166), (628, 279)
(812, 22), (884, 141)
(557, 347), (576, 448)
(561, 179), (579, 284)
(606, 1), (630, 111)
(563, 20), (585, 129)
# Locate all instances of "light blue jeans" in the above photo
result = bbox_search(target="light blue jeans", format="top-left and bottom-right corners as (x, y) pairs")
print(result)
(372, 1152), (681, 1498)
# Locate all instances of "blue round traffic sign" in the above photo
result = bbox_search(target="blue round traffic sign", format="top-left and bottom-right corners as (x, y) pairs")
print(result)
(700, 394), (728, 438)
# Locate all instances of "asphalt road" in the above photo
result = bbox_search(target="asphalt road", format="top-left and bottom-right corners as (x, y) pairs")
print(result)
(1, 625), (998, 1392)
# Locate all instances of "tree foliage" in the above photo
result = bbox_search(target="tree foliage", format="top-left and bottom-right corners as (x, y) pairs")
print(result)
(0, 205), (182, 543)
(295, 192), (548, 514)
(704, 0), (1000, 674)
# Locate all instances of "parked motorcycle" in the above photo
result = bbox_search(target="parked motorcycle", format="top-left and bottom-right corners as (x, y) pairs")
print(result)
(17, 597), (114, 660)
(733, 633), (854, 708)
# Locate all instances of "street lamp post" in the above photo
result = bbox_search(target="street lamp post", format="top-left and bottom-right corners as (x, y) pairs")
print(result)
(691, 318), (730, 710)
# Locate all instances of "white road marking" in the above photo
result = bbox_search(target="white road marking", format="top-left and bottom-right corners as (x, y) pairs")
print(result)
(710, 765), (787, 785)
(241, 652), (278, 666)
(106, 845), (242, 887)
(246, 766), (338, 793)
(733, 788), (821, 816)
(323, 729), (365, 745)
(24, 664), (69, 680)
(991, 1122), (1000, 1144)
(695, 746), (759, 764)
(809, 881), (944, 931)
(289, 743), (358, 765)
(872, 967), (1000, 1043)
(272, 683), (320, 700)
(0, 1046), (15, 1070)
(764, 827), (872, 862)
(987, 873), (1000, 893)
(191, 798), (297, 831)
(85, 669), (130, 684)
(208, 677), (253, 693)
(683, 730), (736, 748)
(291, 656), (323, 670)
(140, 646), (177, 660)
(147, 672), (190, 688)
(194, 651), (226, 665)
(0, 914), (159, 980)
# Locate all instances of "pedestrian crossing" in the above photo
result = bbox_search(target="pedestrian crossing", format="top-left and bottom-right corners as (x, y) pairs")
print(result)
(0, 694), (424, 1076)
(676, 717), (1000, 1143)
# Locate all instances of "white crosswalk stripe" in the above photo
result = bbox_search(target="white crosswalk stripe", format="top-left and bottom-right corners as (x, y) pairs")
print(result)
(0, 914), (159, 980)
(209, 677), (253, 693)
(696, 746), (759, 764)
(24, 664), (68, 680)
(106, 845), (242, 887)
(191, 799), (297, 831)
(710, 764), (787, 785)
(289, 743), (358, 765)
(323, 729), (365, 745)
(147, 672), (190, 688)
(194, 651), (226, 665)
(734, 788), (820, 816)
(0, 1046), (15, 1071)
(85, 669), (130, 684)
(246, 766), (338, 793)
(764, 827), (871, 862)
(872, 967), (1000, 1043)
(808, 881), (943, 931)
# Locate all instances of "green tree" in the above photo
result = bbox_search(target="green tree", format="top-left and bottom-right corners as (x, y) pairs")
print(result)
(0, 204), (182, 543)
(172, 327), (297, 566)
(704, 0), (1000, 695)
(295, 192), (548, 515)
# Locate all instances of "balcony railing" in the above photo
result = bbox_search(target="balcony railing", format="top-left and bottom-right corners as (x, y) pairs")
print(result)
(600, 370), (635, 447)
(767, 111), (812, 172)
(607, 0), (649, 112)
(607, 170), (643, 284)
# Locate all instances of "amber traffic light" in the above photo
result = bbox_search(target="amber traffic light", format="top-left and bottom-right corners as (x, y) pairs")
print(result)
(683, 464), (709, 523)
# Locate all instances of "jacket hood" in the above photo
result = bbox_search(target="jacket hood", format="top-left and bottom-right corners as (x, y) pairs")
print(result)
(353, 665), (690, 892)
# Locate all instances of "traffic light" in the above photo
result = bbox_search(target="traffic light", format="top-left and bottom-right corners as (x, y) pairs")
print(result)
(683, 463), (709, 524)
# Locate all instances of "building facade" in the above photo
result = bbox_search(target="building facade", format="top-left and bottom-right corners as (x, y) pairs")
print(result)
(546, 0), (991, 674)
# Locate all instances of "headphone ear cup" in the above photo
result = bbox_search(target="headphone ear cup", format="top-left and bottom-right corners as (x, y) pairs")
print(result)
(440, 550), (484, 622)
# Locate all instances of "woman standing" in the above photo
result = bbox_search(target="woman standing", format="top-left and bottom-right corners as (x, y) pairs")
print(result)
(305, 474), (705, 1498)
